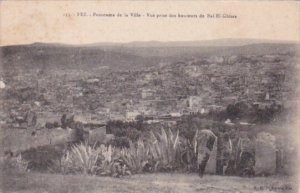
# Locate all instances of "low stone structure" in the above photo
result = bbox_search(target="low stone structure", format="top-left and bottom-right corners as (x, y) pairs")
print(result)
(2, 128), (77, 155)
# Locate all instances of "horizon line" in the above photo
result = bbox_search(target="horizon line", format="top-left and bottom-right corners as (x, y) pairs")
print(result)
(1, 38), (299, 47)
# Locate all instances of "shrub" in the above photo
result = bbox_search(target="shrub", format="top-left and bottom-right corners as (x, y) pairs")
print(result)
(2, 154), (29, 173)
(21, 145), (65, 172)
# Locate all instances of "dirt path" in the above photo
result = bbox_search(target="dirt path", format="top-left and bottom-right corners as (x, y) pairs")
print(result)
(1, 172), (297, 193)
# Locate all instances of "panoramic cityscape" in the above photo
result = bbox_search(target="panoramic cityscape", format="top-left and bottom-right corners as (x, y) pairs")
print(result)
(1, 40), (299, 193)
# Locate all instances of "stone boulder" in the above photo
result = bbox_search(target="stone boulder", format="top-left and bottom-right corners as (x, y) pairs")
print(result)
(254, 132), (276, 175)
(195, 129), (218, 174)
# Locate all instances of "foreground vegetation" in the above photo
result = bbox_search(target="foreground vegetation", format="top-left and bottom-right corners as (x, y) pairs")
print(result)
(40, 128), (182, 177)
(6, 121), (295, 177)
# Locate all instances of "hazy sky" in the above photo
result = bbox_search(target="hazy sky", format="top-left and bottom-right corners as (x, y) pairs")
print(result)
(1, 1), (299, 46)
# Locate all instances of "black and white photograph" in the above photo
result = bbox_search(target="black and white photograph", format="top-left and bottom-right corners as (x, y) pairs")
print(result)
(0, 1), (299, 193)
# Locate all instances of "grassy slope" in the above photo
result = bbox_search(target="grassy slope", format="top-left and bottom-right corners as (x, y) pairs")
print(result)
(1, 171), (297, 193)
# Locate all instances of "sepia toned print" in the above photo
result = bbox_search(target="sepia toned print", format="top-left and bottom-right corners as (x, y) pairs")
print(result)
(0, 1), (300, 193)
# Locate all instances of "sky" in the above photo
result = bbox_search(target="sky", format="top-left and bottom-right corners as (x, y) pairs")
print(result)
(1, 1), (300, 46)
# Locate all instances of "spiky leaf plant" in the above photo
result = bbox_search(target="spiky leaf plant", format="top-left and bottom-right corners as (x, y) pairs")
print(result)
(148, 128), (180, 171)
(61, 142), (102, 175)
(119, 139), (150, 173)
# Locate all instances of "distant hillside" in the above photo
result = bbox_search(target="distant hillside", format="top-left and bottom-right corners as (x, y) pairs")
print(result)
(84, 38), (297, 47)
(107, 43), (297, 58)
(0, 44), (160, 71)
(0, 40), (298, 71)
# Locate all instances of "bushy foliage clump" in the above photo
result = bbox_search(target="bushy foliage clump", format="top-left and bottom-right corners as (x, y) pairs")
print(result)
(60, 128), (183, 176)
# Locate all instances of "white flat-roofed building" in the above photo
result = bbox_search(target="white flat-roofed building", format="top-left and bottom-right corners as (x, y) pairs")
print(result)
(126, 111), (140, 121)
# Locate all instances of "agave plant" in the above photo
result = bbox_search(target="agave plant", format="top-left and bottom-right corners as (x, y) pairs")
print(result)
(119, 139), (150, 173)
(148, 128), (180, 171)
(61, 142), (102, 175)
(179, 137), (197, 171)
(61, 142), (136, 176)
(99, 144), (114, 163)
(97, 144), (120, 176)
(60, 129), (183, 176)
